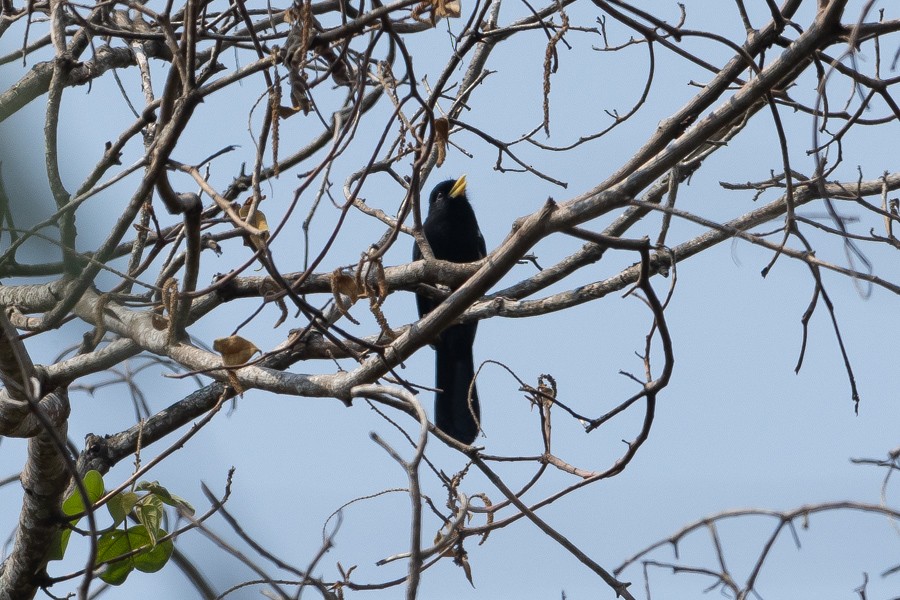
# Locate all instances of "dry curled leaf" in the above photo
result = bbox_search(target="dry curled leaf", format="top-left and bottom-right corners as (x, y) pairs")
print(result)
(469, 492), (493, 545)
(434, 117), (449, 166)
(283, 5), (300, 24)
(535, 373), (557, 408)
(239, 201), (270, 251)
(213, 335), (261, 366)
(455, 546), (474, 586)
(359, 254), (388, 307)
(270, 81), (282, 175)
(411, 0), (461, 26)
(434, 0), (461, 19)
(365, 270), (394, 337)
(277, 103), (304, 118)
(254, 278), (289, 328)
(374, 259), (388, 301)
(272, 297), (289, 328)
(541, 6), (569, 136)
(369, 295), (396, 341)
(331, 269), (359, 301)
(214, 335), (260, 396)
(331, 268), (361, 324)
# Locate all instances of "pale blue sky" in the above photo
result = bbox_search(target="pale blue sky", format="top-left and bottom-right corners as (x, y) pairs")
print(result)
(1, 1), (898, 598)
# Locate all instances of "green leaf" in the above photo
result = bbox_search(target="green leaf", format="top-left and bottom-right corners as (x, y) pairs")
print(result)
(135, 481), (165, 495)
(47, 528), (72, 561)
(134, 494), (164, 546)
(164, 492), (195, 516)
(133, 533), (174, 573)
(62, 470), (105, 517)
(96, 530), (133, 585)
(136, 481), (195, 515)
(95, 526), (173, 585)
(107, 491), (140, 527)
(51, 470), (106, 561)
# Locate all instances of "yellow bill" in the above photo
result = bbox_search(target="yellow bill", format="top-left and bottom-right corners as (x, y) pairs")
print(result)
(449, 174), (467, 198)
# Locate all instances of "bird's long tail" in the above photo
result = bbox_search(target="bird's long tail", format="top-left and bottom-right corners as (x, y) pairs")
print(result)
(434, 323), (480, 444)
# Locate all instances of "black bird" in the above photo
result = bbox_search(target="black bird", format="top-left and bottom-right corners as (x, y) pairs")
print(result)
(413, 176), (487, 444)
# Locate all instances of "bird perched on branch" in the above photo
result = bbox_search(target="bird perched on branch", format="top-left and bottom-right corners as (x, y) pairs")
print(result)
(413, 175), (487, 445)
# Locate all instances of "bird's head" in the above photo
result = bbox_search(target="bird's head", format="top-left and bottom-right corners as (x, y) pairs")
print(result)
(429, 175), (468, 205)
